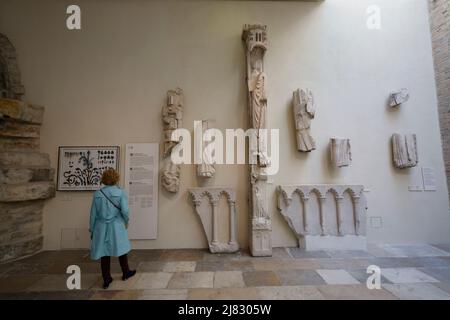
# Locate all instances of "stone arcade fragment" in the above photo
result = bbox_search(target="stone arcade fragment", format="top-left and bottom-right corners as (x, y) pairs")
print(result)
(392, 133), (418, 169)
(277, 185), (367, 250)
(293, 88), (316, 152)
(330, 138), (352, 167)
(188, 188), (238, 253)
(389, 88), (410, 107)
(242, 23), (272, 256)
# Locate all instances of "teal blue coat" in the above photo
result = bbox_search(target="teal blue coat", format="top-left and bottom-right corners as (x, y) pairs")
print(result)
(89, 186), (131, 260)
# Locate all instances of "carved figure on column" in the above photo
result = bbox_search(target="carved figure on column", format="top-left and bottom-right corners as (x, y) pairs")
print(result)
(162, 88), (183, 157)
(161, 161), (180, 193)
(243, 24), (269, 168)
(293, 88), (316, 152)
(243, 24), (272, 257)
(161, 88), (183, 193)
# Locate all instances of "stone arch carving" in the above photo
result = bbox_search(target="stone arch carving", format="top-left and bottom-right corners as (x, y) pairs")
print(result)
(277, 184), (367, 250)
(0, 33), (24, 100)
(188, 187), (238, 253)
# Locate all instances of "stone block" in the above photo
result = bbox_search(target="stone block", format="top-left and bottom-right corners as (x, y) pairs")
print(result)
(0, 220), (43, 244)
(0, 236), (43, 262)
(0, 167), (54, 184)
(0, 137), (39, 151)
(0, 151), (50, 168)
(0, 119), (40, 138)
(0, 181), (55, 202)
(0, 99), (44, 124)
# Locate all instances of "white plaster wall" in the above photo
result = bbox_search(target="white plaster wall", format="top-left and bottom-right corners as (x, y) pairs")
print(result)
(0, 0), (449, 250)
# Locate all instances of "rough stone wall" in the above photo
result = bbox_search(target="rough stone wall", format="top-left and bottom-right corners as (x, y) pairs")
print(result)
(0, 34), (54, 262)
(429, 0), (450, 200)
(0, 34), (24, 100)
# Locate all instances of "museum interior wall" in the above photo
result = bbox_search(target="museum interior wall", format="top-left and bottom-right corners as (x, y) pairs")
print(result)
(0, 0), (449, 253)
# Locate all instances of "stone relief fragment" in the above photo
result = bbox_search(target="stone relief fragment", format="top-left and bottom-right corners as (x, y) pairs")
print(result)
(392, 133), (418, 169)
(196, 120), (215, 178)
(293, 88), (316, 152)
(161, 161), (181, 193)
(330, 138), (352, 167)
(389, 88), (409, 107)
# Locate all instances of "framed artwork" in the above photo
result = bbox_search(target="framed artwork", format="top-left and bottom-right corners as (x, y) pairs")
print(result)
(57, 146), (120, 191)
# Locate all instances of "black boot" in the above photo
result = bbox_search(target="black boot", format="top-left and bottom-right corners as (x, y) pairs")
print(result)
(119, 254), (136, 281)
(101, 256), (113, 289)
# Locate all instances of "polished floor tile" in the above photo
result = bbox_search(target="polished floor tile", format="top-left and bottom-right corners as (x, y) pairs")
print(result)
(318, 258), (371, 270)
(138, 289), (188, 300)
(168, 272), (214, 289)
(0, 275), (45, 292)
(214, 271), (245, 288)
(381, 245), (450, 257)
(159, 249), (204, 262)
(325, 250), (373, 259)
(2, 246), (450, 300)
(242, 271), (281, 287)
(316, 284), (398, 300)
(133, 272), (173, 290)
(276, 269), (326, 286)
(162, 261), (196, 273)
(346, 269), (392, 284)
(187, 287), (261, 300)
(419, 267), (450, 282)
(34, 290), (94, 300)
(316, 269), (360, 285)
(27, 274), (99, 291)
(288, 248), (331, 259)
(383, 283), (450, 300)
(258, 285), (325, 300)
(381, 268), (439, 284)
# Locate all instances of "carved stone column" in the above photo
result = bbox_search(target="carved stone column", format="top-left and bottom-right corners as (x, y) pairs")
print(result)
(319, 196), (326, 236)
(242, 24), (272, 257)
(211, 199), (219, 246)
(336, 196), (344, 236)
(229, 200), (237, 245)
(302, 196), (309, 234)
(352, 195), (361, 236)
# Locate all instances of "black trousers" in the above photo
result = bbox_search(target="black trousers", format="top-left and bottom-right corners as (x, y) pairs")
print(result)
(100, 254), (130, 281)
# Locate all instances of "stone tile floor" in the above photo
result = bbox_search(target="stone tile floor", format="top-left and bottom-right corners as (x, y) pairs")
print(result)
(1, 244), (450, 300)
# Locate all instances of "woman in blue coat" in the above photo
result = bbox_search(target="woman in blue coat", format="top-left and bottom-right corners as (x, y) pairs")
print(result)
(89, 168), (136, 289)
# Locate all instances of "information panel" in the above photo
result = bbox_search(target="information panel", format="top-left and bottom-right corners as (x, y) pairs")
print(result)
(124, 143), (159, 239)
